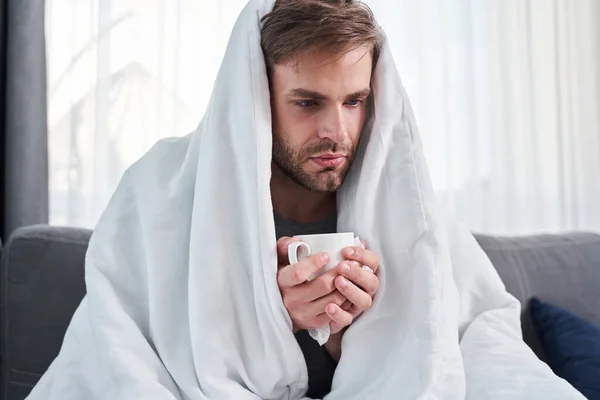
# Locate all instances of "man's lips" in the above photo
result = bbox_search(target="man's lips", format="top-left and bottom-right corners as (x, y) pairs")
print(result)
(309, 154), (346, 168)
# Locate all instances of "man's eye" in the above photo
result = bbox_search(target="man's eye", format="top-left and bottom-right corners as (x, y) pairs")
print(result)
(346, 99), (362, 107)
(295, 100), (316, 108)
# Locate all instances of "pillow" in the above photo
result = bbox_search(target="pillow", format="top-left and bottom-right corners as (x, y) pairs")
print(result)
(530, 297), (600, 399)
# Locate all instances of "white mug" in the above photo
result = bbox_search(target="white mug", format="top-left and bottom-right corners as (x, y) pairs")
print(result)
(288, 232), (355, 281)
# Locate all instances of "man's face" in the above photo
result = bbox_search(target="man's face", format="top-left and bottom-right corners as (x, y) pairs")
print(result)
(269, 47), (372, 192)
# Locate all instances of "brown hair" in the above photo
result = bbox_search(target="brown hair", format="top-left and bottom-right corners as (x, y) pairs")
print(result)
(260, 0), (382, 70)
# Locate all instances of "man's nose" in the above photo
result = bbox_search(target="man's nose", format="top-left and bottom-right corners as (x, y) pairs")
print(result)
(318, 106), (347, 142)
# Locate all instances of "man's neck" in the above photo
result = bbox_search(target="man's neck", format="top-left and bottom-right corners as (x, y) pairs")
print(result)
(270, 164), (336, 224)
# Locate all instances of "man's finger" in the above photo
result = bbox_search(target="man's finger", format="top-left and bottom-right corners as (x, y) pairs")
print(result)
(342, 246), (379, 272)
(300, 267), (340, 301)
(311, 313), (332, 330)
(334, 274), (373, 312)
(276, 236), (299, 266)
(336, 260), (379, 296)
(347, 304), (363, 318)
(341, 299), (352, 311)
(326, 303), (353, 334)
(277, 252), (330, 288)
(310, 290), (346, 313)
(282, 282), (340, 315)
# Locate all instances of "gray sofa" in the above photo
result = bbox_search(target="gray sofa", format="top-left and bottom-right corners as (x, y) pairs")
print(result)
(1, 225), (599, 400)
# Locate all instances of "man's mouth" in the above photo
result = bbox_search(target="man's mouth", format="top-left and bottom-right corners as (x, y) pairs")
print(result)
(309, 153), (346, 168)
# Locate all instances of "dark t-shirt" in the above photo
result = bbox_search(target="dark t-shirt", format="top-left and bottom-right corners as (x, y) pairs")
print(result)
(274, 212), (338, 399)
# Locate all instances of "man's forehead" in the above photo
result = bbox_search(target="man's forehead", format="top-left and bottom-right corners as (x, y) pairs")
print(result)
(279, 48), (373, 73)
(269, 48), (373, 97)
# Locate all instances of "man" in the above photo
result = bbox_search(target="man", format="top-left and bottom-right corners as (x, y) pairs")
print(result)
(27, 0), (584, 399)
(263, 1), (382, 397)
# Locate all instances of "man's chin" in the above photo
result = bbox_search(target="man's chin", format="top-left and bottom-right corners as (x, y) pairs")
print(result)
(276, 160), (348, 192)
(305, 170), (345, 192)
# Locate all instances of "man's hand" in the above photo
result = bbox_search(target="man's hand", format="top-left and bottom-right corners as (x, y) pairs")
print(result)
(277, 237), (350, 333)
(325, 241), (379, 332)
(324, 241), (380, 361)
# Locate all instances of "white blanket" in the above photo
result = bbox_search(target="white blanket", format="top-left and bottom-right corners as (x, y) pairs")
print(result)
(28, 1), (584, 399)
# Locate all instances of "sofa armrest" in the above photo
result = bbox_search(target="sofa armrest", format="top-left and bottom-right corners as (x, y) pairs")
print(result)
(0, 225), (91, 400)
(475, 232), (600, 362)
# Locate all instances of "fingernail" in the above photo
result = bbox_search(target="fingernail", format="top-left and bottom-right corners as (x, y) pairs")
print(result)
(341, 262), (350, 274)
(339, 277), (349, 289)
(327, 304), (336, 314)
(343, 247), (355, 257)
(320, 253), (330, 263)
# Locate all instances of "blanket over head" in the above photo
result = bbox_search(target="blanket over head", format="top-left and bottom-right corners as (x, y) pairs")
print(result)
(28, 0), (584, 399)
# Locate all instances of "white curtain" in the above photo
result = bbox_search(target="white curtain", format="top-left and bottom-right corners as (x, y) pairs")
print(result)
(46, 0), (600, 235)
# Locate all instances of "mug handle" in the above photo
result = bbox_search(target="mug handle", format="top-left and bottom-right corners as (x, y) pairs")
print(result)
(288, 241), (312, 265)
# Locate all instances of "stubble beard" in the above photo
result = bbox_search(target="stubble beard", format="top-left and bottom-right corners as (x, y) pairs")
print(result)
(272, 133), (355, 192)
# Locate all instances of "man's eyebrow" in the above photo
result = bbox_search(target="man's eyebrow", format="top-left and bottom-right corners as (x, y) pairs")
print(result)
(287, 88), (371, 100)
(288, 88), (327, 100)
(346, 88), (371, 99)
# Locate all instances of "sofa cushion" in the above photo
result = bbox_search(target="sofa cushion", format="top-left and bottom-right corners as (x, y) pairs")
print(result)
(530, 297), (600, 399)
(0, 225), (91, 400)
(475, 232), (600, 362)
